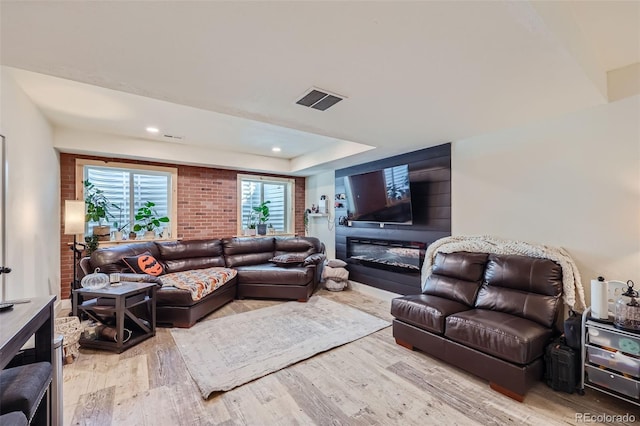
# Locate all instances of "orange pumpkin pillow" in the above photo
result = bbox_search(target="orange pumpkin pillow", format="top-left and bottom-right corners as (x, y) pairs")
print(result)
(123, 252), (165, 276)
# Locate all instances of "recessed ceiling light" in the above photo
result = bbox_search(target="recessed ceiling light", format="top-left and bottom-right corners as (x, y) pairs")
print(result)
(272, 147), (281, 152)
(146, 127), (159, 133)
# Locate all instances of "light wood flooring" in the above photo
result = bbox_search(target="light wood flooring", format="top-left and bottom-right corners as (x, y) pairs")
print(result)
(62, 288), (639, 425)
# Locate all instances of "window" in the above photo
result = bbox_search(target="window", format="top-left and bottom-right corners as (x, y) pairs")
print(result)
(76, 159), (177, 237)
(237, 174), (295, 234)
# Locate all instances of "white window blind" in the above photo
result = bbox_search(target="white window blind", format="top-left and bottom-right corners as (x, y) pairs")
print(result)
(239, 176), (292, 233)
(84, 166), (171, 234)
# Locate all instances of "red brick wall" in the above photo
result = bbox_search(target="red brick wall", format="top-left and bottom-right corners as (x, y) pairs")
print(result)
(60, 153), (305, 299)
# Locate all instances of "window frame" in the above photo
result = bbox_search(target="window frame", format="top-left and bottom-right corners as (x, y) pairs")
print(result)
(75, 159), (178, 240)
(236, 174), (295, 236)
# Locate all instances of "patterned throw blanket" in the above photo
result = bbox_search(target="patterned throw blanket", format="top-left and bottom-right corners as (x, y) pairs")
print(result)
(159, 267), (237, 301)
(421, 235), (586, 312)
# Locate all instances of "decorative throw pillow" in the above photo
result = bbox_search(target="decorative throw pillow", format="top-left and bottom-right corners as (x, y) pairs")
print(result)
(326, 258), (347, 268)
(270, 254), (307, 267)
(123, 252), (164, 276)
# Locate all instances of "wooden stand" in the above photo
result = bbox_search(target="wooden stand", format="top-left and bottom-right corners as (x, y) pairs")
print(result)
(73, 282), (156, 353)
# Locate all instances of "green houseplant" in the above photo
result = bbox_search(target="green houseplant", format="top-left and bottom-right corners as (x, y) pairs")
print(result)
(112, 204), (129, 240)
(84, 180), (120, 241)
(133, 201), (170, 239)
(84, 234), (100, 255)
(253, 201), (270, 235)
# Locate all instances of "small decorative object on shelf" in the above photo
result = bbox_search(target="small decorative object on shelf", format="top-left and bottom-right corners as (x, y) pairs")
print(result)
(109, 273), (121, 286)
(614, 280), (640, 332)
(81, 267), (109, 290)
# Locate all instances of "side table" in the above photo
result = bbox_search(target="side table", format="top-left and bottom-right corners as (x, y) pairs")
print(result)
(73, 282), (157, 353)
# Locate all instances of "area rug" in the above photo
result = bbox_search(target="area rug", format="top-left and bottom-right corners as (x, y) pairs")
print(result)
(170, 296), (390, 398)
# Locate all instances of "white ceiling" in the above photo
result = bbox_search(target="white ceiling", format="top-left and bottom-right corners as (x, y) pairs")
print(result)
(1, 1), (638, 176)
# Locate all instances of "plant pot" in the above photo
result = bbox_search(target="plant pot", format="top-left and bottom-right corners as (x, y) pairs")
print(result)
(92, 225), (111, 242)
(129, 231), (137, 240)
(113, 231), (123, 241)
(143, 230), (156, 240)
(246, 228), (256, 236)
(257, 224), (267, 235)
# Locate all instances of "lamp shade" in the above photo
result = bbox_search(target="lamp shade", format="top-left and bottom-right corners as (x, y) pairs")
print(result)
(64, 200), (85, 235)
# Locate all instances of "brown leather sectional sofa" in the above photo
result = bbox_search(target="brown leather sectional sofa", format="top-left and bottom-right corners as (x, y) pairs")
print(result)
(391, 251), (563, 400)
(79, 236), (325, 328)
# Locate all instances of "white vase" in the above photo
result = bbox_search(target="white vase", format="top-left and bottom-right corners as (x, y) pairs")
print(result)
(114, 231), (123, 241)
(143, 230), (156, 240)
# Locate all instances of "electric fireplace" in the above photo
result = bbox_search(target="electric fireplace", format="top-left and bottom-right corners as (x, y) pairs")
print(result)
(346, 237), (426, 274)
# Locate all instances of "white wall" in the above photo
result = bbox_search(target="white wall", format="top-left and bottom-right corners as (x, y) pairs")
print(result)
(305, 171), (336, 258)
(452, 95), (640, 306)
(305, 96), (640, 307)
(0, 70), (60, 301)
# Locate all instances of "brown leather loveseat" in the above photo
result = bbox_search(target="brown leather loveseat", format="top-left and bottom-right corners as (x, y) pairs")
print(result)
(79, 236), (325, 328)
(391, 251), (563, 400)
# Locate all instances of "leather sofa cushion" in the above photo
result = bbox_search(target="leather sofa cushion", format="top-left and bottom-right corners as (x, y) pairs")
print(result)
(274, 237), (321, 258)
(223, 237), (276, 267)
(156, 286), (200, 307)
(157, 239), (223, 260)
(445, 309), (552, 364)
(90, 242), (158, 274)
(477, 254), (563, 327)
(432, 252), (489, 282)
(155, 278), (236, 307)
(391, 294), (470, 334)
(164, 257), (226, 274)
(223, 237), (275, 255)
(483, 254), (562, 296)
(423, 275), (482, 307)
(475, 285), (560, 328)
(234, 264), (313, 285)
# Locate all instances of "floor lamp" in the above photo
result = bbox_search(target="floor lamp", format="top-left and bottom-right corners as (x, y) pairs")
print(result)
(64, 200), (85, 293)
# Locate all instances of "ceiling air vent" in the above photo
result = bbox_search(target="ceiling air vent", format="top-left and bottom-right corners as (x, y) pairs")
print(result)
(296, 87), (345, 111)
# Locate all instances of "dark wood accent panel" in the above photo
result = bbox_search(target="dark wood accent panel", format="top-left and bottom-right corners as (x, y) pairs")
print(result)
(349, 264), (421, 295)
(336, 143), (451, 295)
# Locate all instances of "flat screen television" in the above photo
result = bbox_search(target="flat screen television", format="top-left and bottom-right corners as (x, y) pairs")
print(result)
(344, 164), (413, 224)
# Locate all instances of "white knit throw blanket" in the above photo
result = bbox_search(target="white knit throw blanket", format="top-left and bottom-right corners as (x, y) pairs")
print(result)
(421, 235), (586, 312)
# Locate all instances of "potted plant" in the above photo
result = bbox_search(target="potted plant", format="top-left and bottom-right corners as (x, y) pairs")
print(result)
(253, 201), (270, 235)
(84, 234), (100, 255)
(244, 211), (257, 236)
(133, 201), (170, 239)
(84, 180), (120, 241)
(112, 205), (128, 241)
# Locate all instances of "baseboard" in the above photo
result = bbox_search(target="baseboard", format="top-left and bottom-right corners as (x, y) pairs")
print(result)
(347, 280), (399, 302)
(57, 298), (71, 314)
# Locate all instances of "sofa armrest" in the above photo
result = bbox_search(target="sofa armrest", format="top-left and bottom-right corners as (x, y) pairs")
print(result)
(79, 257), (92, 277)
(303, 253), (326, 266)
(119, 273), (163, 286)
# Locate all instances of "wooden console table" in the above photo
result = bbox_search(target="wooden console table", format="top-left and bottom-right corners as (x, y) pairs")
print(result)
(0, 296), (55, 370)
(0, 296), (56, 425)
